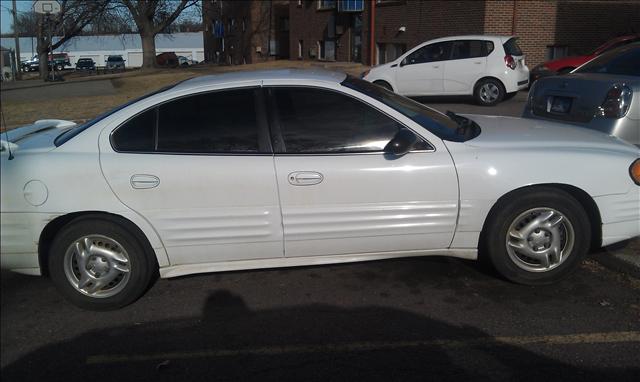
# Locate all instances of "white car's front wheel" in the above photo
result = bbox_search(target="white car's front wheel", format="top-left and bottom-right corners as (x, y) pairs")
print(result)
(49, 217), (157, 310)
(484, 188), (591, 285)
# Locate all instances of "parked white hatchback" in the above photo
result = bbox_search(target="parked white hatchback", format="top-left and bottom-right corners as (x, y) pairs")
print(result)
(363, 35), (530, 105)
(1, 70), (638, 310)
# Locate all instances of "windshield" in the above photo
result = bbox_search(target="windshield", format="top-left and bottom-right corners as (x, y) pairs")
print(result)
(54, 84), (178, 146)
(108, 56), (123, 61)
(341, 76), (478, 142)
(574, 44), (639, 76)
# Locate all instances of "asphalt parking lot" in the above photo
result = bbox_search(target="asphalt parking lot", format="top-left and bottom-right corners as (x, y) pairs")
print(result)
(1, 84), (639, 381)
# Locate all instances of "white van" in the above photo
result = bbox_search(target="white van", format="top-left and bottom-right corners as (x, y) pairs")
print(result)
(363, 35), (529, 105)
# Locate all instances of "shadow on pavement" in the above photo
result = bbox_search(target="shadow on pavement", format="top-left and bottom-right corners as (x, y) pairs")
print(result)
(2, 289), (637, 382)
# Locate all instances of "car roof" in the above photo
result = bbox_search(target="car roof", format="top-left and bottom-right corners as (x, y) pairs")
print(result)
(427, 35), (515, 43)
(172, 69), (347, 91)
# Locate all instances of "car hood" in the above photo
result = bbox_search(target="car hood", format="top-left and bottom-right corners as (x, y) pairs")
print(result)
(460, 114), (638, 154)
(0, 119), (76, 156)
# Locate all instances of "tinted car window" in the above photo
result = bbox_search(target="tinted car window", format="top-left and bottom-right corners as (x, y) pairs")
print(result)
(503, 38), (523, 56)
(404, 42), (452, 65)
(574, 44), (639, 76)
(451, 40), (494, 60)
(112, 108), (156, 152)
(271, 87), (427, 153)
(157, 89), (261, 153)
(342, 76), (478, 142)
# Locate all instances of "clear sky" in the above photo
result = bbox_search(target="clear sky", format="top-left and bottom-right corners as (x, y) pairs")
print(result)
(1, 0), (33, 34)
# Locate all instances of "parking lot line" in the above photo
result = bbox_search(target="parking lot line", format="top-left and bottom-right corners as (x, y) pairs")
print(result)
(86, 331), (640, 364)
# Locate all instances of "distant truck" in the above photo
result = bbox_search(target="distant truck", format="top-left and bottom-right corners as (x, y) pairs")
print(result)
(21, 53), (71, 72)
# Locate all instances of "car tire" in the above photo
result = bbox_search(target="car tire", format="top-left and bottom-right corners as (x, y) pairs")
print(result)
(474, 78), (505, 106)
(48, 217), (157, 310)
(373, 80), (394, 92)
(483, 188), (590, 285)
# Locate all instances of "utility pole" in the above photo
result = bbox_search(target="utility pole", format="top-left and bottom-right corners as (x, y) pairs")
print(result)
(12, 0), (22, 80)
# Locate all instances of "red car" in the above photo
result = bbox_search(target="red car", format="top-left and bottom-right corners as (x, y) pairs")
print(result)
(530, 34), (639, 83)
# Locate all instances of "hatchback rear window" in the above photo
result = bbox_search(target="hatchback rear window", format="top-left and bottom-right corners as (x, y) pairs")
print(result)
(503, 38), (523, 56)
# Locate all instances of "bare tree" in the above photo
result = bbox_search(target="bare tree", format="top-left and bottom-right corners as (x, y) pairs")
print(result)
(119, 0), (198, 69)
(12, 10), (39, 36)
(35, 0), (111, 79)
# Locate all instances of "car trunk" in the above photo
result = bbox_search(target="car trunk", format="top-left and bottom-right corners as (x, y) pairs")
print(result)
(528, 73), (623, 124)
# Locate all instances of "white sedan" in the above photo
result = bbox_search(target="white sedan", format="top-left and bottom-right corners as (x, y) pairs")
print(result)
(1, 70), (639, 310)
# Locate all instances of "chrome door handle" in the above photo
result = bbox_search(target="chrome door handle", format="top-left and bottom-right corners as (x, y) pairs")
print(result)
(288, 171), (323, 186)
(432, 65), (440, 68)
(131, 174), (160, 189)
(474, 61), (482, 64)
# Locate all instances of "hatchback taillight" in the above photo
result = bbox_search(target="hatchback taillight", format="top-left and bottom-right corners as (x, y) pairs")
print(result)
(596, 84), (632, 118)
(504, 55), (517, 70)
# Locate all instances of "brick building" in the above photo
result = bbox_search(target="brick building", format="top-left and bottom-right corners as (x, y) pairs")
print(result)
(202, 0), (290, 65)
(203, 0), (640, 68)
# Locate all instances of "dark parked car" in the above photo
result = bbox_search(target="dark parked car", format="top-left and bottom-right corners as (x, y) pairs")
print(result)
(106, 55), (126, 70)
(75, 58), (96, 71)
(523, 43), (640, 147)
(156, 52), (179, 67)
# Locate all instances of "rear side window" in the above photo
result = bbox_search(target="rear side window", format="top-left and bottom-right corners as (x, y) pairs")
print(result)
(157, 89), (260, 153)
(112, 108), (156, 151)
(270, 87), (428, 153)
(404, 42), (452, 65)
(111, 88), (263, 153)
(503, 38), (523, 56)
(451, 40), (494, 59)
(574, 45), (640, 76)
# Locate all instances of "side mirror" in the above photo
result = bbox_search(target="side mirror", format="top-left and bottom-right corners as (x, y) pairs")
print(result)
(384, 129), (418, 156)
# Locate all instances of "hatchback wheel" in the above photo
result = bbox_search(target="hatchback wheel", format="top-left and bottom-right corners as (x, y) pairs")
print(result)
(474, 78), (505, 106)
(49, 217), (157, 310)
(484, 188), (590, 285)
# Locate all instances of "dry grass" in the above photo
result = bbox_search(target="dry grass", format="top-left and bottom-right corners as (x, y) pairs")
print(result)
(1, 71), (197, 129)
(1, 61), (367, 130)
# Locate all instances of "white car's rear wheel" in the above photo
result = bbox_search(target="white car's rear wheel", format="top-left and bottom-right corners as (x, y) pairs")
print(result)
(49, 217), (156, 310)
(484, 188), (590, 284)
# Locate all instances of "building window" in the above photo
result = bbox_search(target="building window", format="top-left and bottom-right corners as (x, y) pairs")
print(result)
(377, 43), (406, 65)
(242, 18), (246, 32)
(298, 40), (303, 59)
(297, 0), (302, 6)
(546, 45), (569, 60)
(317, 0), (336, 10)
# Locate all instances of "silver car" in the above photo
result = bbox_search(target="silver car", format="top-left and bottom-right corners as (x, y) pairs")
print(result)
(523, 43), (639, 147)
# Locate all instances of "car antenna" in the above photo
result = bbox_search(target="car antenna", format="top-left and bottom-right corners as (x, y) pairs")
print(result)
(1, 108), (14, 160)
